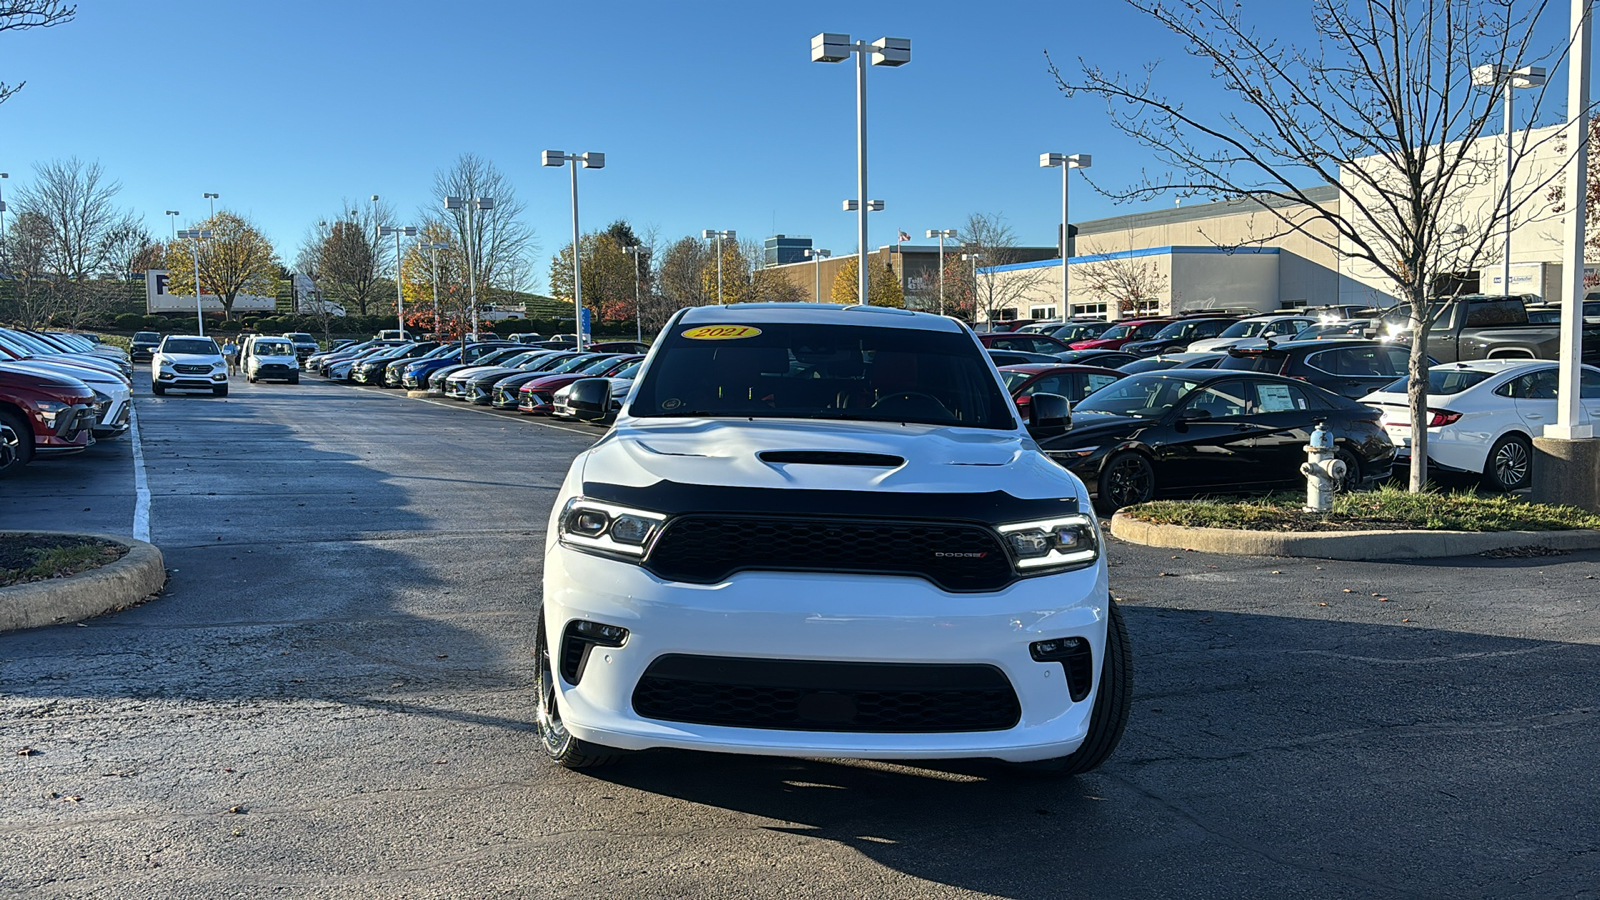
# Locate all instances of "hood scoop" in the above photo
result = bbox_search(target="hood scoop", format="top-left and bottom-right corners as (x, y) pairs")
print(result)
(758, 450), (905, 468)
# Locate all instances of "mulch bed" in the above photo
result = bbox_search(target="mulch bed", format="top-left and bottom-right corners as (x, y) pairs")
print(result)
(0, 534), (128, 588)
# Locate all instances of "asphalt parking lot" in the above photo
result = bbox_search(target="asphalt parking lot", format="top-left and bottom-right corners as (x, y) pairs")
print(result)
(2, 375), (1598, 898)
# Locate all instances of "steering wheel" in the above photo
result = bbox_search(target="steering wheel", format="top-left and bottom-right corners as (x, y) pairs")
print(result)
(871, 391), (953, 418)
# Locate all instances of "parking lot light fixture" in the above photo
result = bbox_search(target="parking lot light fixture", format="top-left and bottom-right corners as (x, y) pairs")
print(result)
(1040, 153), (1091, 317)
(1470, 64), (1546, 295)
(176, 228), (213, 336)
(812, 32), (911, 306)
(804, 248), (832, 302)
(203, 192), (219, 219)
(926, 229), (957, 315)
(422, 241), (450, 335)
(624, 245), (649, 341)
(543, 150), (605, 349)
(702, 229), (736, 304)
(379, 225), (420, 339)
(165, 210), (180, 241)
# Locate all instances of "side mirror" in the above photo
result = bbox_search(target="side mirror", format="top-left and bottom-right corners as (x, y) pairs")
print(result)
(567, 378), (612, 421)
(1179, 406), (1212, 421)
(1027, 392), (1071, 439)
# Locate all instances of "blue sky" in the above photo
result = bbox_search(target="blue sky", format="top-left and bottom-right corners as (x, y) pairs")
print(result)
(0, 1), (1592, 292)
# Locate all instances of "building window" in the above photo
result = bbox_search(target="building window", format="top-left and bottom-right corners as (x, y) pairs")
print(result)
(1070, 302), (1108, 317)
(996, 308), (1019, 321)
(1029, 306), (1057, 320)
(1134, 298), (1160, 314)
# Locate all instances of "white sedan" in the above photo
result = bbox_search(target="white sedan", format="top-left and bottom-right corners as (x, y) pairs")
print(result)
(1360, 360), (1600, 490)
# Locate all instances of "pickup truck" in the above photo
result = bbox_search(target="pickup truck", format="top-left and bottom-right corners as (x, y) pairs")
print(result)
(1386, 294), (1600, 363)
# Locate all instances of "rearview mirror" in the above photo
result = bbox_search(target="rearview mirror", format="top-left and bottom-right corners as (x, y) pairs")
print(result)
(1027, 392), (1071, 439)
(567, 378), (612, 421)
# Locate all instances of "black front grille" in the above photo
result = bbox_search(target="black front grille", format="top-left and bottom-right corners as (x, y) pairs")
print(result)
(645, 516), (1014, 592)
(175, 364), (212, 375)
(632, 655), (1021, 733)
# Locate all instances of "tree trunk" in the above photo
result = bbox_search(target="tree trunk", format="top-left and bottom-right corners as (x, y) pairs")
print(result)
(1406, 288), (1431, 492)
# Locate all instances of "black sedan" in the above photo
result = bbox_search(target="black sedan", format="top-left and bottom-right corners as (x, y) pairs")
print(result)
(1054, 349), (1141, 369)
(1214, 340), (1420, 400)
(1040, 370), (1395, 513)
(1121, 317), (1238, 356)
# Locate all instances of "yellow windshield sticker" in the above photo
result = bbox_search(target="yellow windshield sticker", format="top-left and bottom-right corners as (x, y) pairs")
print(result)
(682, 325), (762, 340)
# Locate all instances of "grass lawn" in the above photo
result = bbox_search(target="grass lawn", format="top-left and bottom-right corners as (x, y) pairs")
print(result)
(1121, 486), (1600, 533)
(0, 534), (127, 588)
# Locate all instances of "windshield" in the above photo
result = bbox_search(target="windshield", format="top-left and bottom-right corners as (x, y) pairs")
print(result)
(162, 338), (220, 355)
(1151, 322), (1193, 339)
(1218, 320), (1270, 338)
(999, 369), (1035, 391)
(133, 332), (160, 341)
(286, 333), (313, 342)
(632, 321), (1016, 429)
(1379, 368), (1495, 395)
(549, 354), (602, 374)
(578, 356), (623, 374)
(1074, 373), (1207, 418)
(612, 361), (643, 379)
(1098, 324), (1132, 340)
(472, 348), (522, 366)
(254, 342), (293, 356)
(529, 354), (575, 371)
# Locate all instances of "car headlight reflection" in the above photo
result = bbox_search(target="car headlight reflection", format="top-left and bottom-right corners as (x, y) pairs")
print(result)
(558, 498), (668, 560)
(996, 513), (1100, 573)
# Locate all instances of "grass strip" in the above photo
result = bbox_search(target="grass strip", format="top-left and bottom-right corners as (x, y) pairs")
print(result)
(1122, 486), (1600, 533)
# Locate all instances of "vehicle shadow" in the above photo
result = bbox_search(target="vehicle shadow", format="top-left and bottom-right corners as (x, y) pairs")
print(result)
(579, 605), (1600, 898)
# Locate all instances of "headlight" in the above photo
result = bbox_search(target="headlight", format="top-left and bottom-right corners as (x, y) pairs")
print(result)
(32, 399), (68, 425)
(558, 497), (668, 560)
(996, 513), (1100, 574)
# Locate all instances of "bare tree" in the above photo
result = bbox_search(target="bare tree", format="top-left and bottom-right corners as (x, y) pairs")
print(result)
(0, 1), (74, 106)
(7, 157), (142, 326)
(1052, 0), (1574, 490)
(1074, 232), (1170, 316)
(949, 212), (1051, 325)
(311, 201), (390, 317)
(424, 154), (538, 304)
(0, 209), (55, 326)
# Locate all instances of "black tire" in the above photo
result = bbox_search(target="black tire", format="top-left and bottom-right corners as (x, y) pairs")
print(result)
(214, 385), (229, 397)
(289, 373), (299, 385)
(151, 383), (165, 396)
(1007, 599), (1133, 776)
(1482, 433), (1532, 491)
(535, 612), (625, 770)
(1095, 451), (1156, 514)
(0, 407), (35, 477)
(1334, 446), (1362, 493)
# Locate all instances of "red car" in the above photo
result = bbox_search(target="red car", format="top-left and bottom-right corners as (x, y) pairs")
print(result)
(0, 362), (98, 477)
(975, 332), (1074, 355)
(997, 364), (1125, 413)
(1069, 318), (1176, 351)
(518, 355), (642, 415)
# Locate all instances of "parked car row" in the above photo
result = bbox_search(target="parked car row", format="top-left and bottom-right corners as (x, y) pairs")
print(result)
(0, 328), (133, 478)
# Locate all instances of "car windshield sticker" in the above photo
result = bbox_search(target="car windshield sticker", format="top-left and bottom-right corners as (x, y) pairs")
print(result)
(682, 325), (762, 340)
(661, 398), (683, 410)
(1256, 383), (1299, 412)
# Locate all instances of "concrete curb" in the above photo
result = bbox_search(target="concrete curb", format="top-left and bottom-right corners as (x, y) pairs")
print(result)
(1108, 513), (1600, 560)
(406, 390), (430, 399)
(0, 532), (166, 633)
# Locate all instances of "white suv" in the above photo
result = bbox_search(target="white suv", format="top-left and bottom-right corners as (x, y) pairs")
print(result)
(152, 335), (228, 396)
(243, 336), (300, 384)
(538, 303), (1130, 773)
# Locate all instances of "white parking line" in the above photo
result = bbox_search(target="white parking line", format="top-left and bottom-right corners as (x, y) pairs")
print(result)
(129, 407), (152, 542)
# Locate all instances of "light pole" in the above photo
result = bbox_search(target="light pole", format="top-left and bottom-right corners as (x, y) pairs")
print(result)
(542, 150), (605, 350)
(422, 240), (449, 335)
(0, 173), (8, 270)
(926, 229), (957, 315)
(204, 192), (219, 220)
(1550, 0), (1594, 443)
(804, 248), (831, 302)
(379, 225), (418, 339)
(444, 195), (495, 342)
(624, 245), (649, 341)
(702, 229), (736, 304)
(1470, 64), (1546, 295)
(1040, 153), (1091, 318)
(962, 251), (986, 325)
(165, 210), (180, 242)
(811, 32), (911, 306)
(176, 228), (212, 335)
(371, 194), (380, 246)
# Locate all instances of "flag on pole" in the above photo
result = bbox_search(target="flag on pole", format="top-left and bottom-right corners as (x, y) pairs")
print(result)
(898, 230), (911, 242)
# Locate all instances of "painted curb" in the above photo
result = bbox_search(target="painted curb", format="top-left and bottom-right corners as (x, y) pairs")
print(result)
(1108, 513), (1600, 560)
(406, 390), (431, 399)
(0, 532), (166, 633)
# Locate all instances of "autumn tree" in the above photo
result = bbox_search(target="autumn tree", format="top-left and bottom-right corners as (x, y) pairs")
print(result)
(549, 220), (647, 326)
(699, 238), (755, 304)
(829, 256), (905, 307)
(397, 221), (464, 334)
(1053, 0), (1571, 490)
(165, 211), (280, 322)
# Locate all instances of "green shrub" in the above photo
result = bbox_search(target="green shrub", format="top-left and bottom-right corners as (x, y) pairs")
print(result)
(114, 313), (146, 330)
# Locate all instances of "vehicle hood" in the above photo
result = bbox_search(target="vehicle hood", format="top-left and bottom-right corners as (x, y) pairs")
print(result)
(580, 418), (1080, 499)
(1070, 338), (1119, 350)
(252, 353), (297, 363)
(11, 358), (128, 386)
(0, 361), (105, 393)
(450, 365), (508, 379)
(467, 367), (521, 382)
(1054, 412), (1151, 443)
(1187, 337), (1256, 353)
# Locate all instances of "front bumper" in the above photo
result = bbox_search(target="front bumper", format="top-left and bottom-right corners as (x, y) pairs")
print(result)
(543, 547), (1110, 763)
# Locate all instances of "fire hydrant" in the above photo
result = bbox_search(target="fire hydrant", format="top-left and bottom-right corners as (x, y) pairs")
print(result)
(1301, 420), (1347, 514)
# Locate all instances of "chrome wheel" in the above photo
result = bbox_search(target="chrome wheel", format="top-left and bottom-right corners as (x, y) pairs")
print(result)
(0, 421), (20, 472)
